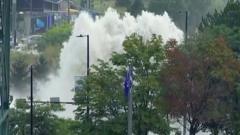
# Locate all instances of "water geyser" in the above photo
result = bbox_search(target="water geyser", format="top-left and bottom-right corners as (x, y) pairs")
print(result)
(38, 8), (183, 118)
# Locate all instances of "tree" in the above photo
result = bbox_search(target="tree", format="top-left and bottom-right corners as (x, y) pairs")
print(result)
(34, 54), (50, 80)
(161, 36), (240, 135)
(128, 0), (145, 16)
(199, 1), (240, 56)
(74, 34), (170, 135)
(8, 99), (78, 135)
(37, 22), (72, 51)
(148, 0), (225, 34)
(37, 22), (72, 73)
(11, 23), (72, 91)
(115, 0), (131, 7)
(200, 0), (240, 30)
(10, 52), (38, 91)
(199, 2), (240, 133)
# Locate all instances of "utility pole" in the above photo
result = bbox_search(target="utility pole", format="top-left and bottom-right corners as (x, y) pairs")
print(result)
(185, 11), (188, 45)
(12, 0), (17, 46)
(87, 35), (89, 76)
(183, 11), (188, 135)
(128, 87), (133, 135)
(76, 34), (90, 120)
(67, 0), (70, 22)
(88, 0), (91, 10)
(30, 65), (33, 135)
(124, 66), (133, 135)
(86, 35), (90, 120)
(30, 0), (33, 34)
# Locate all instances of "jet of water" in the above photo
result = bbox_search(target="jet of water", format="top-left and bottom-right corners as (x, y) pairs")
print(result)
(37, 8), (183, 118)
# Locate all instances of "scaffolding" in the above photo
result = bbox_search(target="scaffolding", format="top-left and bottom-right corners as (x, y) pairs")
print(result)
(0, 0), (11, 134)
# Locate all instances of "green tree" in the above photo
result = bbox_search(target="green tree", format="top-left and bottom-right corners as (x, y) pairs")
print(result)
(34, 54), (50, 80)
(115, 0), (131, 7)
(148, 0), (225, 34)
(199, 2), (240, 133)
(199, 1), (240, 56)
(161, 35), (240, 135)
(200, 0), (240, 30)
(11, 23), (72, 91)
(128, 0), (145, 16)
(74, 34), (170, 135)
(37, 22), (72, 73)
(9, 99), (78, 135)
(37, 22), (72, 51)
(10, 52), (38, 90)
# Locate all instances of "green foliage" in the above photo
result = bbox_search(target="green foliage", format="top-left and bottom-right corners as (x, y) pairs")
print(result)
(15, 99), (29, 110)
(37, 22), (72, 73)
(54, 118), (80, 135)
(8, 109), (28, 135)
(34, 54), (50, 79)
(115, 0), (131, 7)
(10, 22), (72, 92)
(10, 51), (52, 91)
(200, 0), (240, 30)
(196, 1), (240, 134)
(75, 60), (127, 135)
(38, 22), (72, 51)
(41, 45), (62, 72)
(127, 0), (144, 16)
(199, 1), (240, 58)
(10, 51), (37, 90)
(9, 99), (78, 135)
(161, 33), (240, 134)
(148, 0), (226, 34)
(74, 34), (170, 135)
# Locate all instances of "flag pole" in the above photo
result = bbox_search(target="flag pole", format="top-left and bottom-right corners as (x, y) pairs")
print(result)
(124, 65), (133, 135)
(128, 86), (133, 135)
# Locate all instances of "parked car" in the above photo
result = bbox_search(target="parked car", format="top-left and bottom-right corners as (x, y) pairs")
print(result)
(21, 34), (42, 45)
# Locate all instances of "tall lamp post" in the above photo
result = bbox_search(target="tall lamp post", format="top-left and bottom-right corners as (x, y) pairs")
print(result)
(29, 65), (75, 135)
(67, 0), (70, 22)
(12, 0), (17, 46)
(30, 0), (32, 34)
(76, 34), (90, 120)
(179, 10), (188, 135)
(30, 65), (33, 135)
(183, 11), (188, 135)
(176, 10), (188, 135)
(184, 11), (188, 45)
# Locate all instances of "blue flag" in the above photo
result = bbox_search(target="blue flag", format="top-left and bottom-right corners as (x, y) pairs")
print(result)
(124, 67), (133, 97)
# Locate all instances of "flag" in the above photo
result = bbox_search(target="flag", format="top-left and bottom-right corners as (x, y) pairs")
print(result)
(124, 66), (133, 97)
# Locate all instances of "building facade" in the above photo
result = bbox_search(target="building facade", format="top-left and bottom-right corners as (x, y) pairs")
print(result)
(16, 0), (60, 36)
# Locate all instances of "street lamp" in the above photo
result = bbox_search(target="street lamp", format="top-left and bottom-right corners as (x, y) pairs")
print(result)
(30, 65), (33, 135)
(76, 34), (90, 120)
(177, 11), (188, 135)
(29, 65), (77, 135)
(76, 34), (90, 76)
(12, 0), (17, 46)
(67, 0), (70, 22)
(177, 11), (188, 45)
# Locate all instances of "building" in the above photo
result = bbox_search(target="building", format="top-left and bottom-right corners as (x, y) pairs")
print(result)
(14, 0), (79, 40)
(17, 0), (59, 12)
(16, 0), (60, 36)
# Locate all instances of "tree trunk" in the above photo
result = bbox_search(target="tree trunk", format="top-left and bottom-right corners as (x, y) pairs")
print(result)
(212, 129), (219, 135)
(136, 127), (148, 135)
(189, 125), (197, 135)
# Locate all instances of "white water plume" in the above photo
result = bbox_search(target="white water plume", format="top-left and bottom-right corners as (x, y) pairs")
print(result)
(37, 8), (183, 118)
